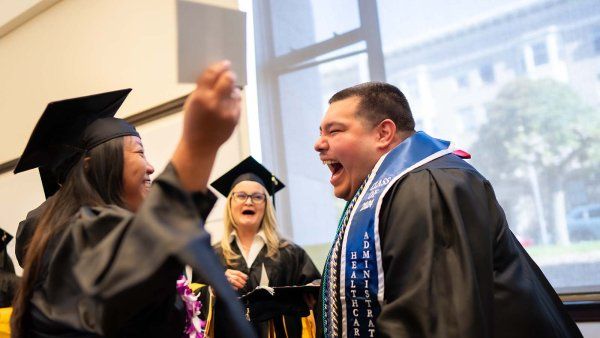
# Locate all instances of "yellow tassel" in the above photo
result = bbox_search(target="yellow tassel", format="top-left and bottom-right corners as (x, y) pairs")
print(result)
(301, 310), (316, 338)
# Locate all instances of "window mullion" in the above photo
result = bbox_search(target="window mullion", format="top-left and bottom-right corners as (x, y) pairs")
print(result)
(358, 0), (386, 81)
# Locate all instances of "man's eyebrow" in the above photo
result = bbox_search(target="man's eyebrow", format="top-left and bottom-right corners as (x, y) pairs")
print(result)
(322, 122), (344, 132)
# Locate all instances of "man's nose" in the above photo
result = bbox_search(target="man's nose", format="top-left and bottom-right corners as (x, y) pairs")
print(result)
(314, 135), (327, 152)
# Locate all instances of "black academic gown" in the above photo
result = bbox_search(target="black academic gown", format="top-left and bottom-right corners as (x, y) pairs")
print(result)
(19, 164), (256, 338)
(195, 240), (321, 338)
(16, 195), (53, 268)
(316, 154), (582, 338)
(0, 243), (18, 308)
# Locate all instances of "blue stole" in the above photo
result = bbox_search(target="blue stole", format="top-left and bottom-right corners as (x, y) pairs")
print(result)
(338, 132), (451, 337)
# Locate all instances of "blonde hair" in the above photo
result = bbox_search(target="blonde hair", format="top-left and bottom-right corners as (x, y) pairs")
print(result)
(220, 184), (285, 267)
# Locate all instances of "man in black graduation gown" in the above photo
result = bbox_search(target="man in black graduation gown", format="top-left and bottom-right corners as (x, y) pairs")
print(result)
(313, 82), (582, 338)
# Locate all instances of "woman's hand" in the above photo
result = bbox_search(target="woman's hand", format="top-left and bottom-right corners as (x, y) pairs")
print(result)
(225, 269), (248, 291)
(182, 60), (241, 151)
(172, 60), (242, 192)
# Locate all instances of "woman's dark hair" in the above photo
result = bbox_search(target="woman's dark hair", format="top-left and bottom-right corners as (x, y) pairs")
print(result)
(11, 137), (125, 336)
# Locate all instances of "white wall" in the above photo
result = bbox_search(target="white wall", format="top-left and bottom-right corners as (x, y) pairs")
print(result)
(0, 0), (239, 163)
(0, 0), (60, 37)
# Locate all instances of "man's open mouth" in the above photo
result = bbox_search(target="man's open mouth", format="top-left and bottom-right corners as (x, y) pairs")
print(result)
(323, 160), (343, 183)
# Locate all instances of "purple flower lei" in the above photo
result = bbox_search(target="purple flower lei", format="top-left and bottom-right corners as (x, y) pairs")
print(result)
(177, 275), (206, 338)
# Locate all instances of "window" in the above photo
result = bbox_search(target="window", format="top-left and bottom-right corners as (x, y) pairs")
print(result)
(269, 0), (360, 57)
(398, 79), (420, 100)
(532, 41), (549, 66)
(456, 74), (469, 88)
(479, 64), (495, 84)
(594, 32), (600, 54)
(590, 206), (600, 219)
(254, 0), (600, 294)
(572, 210), (583, 219)
(458, 106), (477, 131)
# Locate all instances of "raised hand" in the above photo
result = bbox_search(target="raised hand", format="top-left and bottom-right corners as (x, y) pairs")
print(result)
(172, 60), (242, 192)
(182, 60), (242, 150)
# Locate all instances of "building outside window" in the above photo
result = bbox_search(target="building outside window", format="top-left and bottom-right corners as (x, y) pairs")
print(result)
(479, 64), (495, 84)
(532, 41), (549, 65)
(594, 32), (600, 54)
(456, 74), (470, 88)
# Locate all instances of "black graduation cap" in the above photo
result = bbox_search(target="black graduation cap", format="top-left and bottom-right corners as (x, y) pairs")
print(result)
(0, 229), (13, 251)
(13, 89), (139, 198)
(239, 282), (320, 322)
(210, 156), (285, 198)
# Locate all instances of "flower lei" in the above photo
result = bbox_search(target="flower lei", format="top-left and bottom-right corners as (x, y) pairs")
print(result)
(176, 275), (206, 338)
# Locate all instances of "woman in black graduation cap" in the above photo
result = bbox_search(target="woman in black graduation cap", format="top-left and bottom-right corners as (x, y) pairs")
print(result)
(11, 61), (256, 338)
(195, 156), (321, 338)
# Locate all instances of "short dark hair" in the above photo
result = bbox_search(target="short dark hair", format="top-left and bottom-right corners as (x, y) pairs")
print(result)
(329, 82), (415, 131)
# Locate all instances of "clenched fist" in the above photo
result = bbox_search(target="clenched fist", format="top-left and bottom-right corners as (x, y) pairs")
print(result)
(172, 60), (243, 192)
(182, 60), (242, 150)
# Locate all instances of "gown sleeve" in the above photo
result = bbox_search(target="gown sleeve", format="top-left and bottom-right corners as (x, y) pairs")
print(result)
(33, 163), (256, 337)
(0, 248), (18, 308)
(15, 195), (54, 267)
(375, 166), (496, 338)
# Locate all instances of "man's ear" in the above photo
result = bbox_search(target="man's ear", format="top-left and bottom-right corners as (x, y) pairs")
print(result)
(375, 119), (397, 148)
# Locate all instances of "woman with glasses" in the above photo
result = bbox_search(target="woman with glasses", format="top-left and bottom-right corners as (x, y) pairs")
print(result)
(194, 156), (321, 338)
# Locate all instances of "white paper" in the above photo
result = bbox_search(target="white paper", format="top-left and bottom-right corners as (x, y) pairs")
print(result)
(177, 0), (247, 85)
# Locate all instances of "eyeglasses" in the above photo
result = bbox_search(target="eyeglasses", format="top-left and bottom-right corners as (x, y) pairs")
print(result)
(231, 191), (266, 204)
